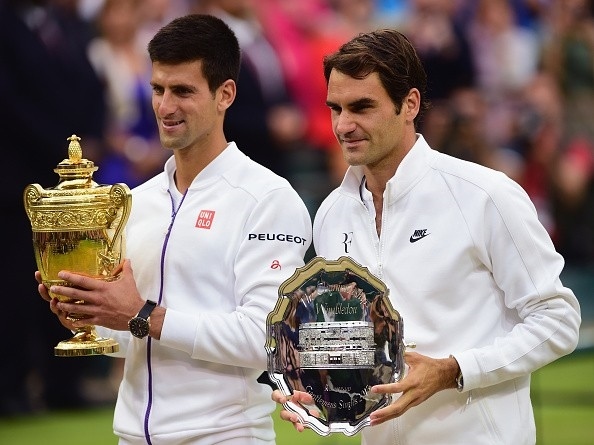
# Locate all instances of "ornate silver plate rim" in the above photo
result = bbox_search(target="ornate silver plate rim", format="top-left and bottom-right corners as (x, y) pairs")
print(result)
(264, 256), (405, 436)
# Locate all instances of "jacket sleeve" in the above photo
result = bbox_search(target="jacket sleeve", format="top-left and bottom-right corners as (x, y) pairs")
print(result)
(453, 177), (581, 391)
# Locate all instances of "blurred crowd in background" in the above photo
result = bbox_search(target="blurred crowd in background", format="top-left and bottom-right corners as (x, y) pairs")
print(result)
(1, 0), (593, 416)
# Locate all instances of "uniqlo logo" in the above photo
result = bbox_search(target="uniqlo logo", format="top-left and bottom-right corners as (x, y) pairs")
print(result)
(196, 210), (215, 229)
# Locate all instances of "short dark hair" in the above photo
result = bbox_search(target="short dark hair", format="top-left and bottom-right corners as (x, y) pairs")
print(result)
(323, 29), (429, 126)
(148, 14), (241, 94)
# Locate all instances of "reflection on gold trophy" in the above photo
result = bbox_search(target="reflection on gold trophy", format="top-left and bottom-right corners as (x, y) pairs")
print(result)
(24, 135), (132, 357)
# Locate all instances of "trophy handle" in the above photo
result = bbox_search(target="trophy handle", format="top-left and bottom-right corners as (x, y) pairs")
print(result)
(106, 183), (132, 257)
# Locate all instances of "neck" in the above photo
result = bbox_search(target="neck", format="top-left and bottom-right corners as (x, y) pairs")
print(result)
(173, 140), (229, 193)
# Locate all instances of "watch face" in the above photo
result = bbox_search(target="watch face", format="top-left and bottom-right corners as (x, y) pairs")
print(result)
(129, 317), (150, 338)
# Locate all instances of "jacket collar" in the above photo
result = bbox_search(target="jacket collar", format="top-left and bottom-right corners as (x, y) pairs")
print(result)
(339, 134), (434, 205)
(161, 142), (246, 192)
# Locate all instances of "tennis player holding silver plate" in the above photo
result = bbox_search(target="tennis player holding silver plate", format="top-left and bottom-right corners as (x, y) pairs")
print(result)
(263, 256), (406, 436)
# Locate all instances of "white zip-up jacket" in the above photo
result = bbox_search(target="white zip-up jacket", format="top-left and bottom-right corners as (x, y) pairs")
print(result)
(98, 143), (312, 444)
(313, 135), (581, 444)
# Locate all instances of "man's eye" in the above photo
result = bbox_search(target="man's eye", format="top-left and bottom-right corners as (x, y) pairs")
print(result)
(172, 87), (193, 96)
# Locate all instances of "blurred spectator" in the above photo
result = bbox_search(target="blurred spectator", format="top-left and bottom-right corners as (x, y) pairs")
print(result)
(512, 72), (566, 237)
(372, 0), (410, 26)
(551, 136), (594, 263)
(401, 0), (477, 159)
(254, 0), (330, 117)
(192, 0), (300, 177)
(251, 0), (342, 219)
(457, 0), (548, 31)
(0, 0), (106, 415)
(540, 0), (594, 141)
(513, 68), (594, 264)
(135, 0), (190, 48)
(87, 0), (168, 188)
(529, 0), (594, 262)
(466, 0), (540, 148)
(431, 88), (524, 182)
(257, 0), (379, 185)
(402, 0), (476, 103)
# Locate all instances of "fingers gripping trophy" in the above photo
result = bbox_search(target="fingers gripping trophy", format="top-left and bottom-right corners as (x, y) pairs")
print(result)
(24, 135), (131, 357)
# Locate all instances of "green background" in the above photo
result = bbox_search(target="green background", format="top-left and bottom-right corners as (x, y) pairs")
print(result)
(1, 351), (592, 445)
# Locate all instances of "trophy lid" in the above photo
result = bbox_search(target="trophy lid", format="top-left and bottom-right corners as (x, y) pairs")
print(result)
(53, 134), (99, 189)
(24, 134), (129, 232)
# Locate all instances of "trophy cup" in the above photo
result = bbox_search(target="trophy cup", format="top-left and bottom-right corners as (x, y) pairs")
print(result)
(264, 256), (406, 436)
(24, 135), (132, 357)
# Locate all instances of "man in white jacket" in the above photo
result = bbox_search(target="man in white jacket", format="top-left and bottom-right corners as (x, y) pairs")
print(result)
(37, 14), (312, 445)
(274, 29), (581, 444)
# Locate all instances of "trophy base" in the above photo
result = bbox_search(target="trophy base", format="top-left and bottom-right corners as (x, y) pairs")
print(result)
(55, 329), (119, 357)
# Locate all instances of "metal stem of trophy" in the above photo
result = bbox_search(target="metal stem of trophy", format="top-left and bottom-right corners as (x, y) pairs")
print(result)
(24, 135), (132, 356)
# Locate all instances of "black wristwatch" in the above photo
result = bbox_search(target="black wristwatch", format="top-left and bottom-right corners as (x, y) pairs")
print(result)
(128, 300), (158, 339)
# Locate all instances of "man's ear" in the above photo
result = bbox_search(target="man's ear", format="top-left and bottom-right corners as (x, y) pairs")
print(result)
(218, 79), (236, 112)
(404, 88), (420, 122)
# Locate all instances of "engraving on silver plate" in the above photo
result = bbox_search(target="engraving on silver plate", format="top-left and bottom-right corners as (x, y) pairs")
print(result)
(298, 321), (376, 369)
(265, 256), (406, 436)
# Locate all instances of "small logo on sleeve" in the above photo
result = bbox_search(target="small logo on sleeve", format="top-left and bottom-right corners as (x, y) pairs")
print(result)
(196, 210), (215, 229)
(409, 229), (429, 243)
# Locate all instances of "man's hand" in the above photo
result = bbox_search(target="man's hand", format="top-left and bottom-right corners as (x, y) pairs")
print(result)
(272, 389), (319, 432)
(369, 351), (459, 426)
(40, 259), (145, 332)
(36, 270), (78, 331)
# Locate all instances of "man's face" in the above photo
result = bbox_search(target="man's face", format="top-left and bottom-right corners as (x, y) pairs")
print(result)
(325, 70), (417, 172)
(150, 60), (223, 152)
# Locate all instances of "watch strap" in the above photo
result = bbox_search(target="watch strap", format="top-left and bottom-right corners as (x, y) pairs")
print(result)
(137, 300), (157, 320)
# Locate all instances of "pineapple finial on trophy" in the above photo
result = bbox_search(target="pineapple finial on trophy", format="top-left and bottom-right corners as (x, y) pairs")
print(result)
(67, 134), (82, 162)
(53, 134), (98, 186)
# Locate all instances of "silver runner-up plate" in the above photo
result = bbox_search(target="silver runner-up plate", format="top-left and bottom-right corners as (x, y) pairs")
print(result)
(264, 256), (405, 436)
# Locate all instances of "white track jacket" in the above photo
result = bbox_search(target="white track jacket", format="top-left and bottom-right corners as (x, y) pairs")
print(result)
(98, 143), (312, 444)
(313, 135), (581, 445)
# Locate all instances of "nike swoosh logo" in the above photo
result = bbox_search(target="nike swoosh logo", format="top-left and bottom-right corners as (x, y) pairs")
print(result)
(409, 233), (429, 243)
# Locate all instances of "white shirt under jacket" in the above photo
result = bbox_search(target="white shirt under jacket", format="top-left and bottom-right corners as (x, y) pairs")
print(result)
(97, 142), (312, 444)
(313, 135), (581, 445)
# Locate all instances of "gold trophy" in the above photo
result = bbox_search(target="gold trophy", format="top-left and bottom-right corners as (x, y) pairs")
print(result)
(24, 135), (132, 357)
